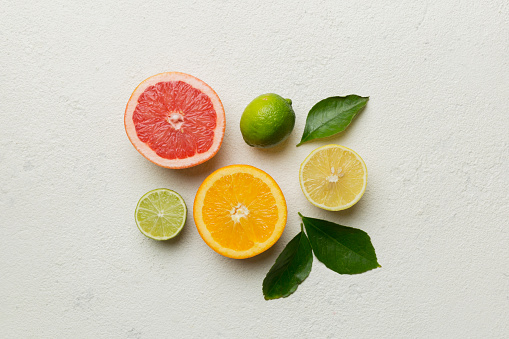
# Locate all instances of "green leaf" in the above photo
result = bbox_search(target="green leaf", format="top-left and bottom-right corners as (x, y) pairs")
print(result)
(300, 213), (380, 274)
(297, 95), (369, 146)
(262, 228), (313, 300)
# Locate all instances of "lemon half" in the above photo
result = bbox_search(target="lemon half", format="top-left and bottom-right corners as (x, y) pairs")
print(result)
(299, 144), (367, 211)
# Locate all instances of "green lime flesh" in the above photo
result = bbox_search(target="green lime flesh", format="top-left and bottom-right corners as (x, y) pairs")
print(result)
(135, 188), (187, 240)
(240, 93), (296, 148)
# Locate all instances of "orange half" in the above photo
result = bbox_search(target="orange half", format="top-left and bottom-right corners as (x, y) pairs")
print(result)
(193, 165), (287, 259)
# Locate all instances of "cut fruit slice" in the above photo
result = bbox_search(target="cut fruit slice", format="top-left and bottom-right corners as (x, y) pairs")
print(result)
(299, 144), (367, 211)
(125, 72), (225, 169)
(135, 188), (187, 240)
(193, 165), (287, 259)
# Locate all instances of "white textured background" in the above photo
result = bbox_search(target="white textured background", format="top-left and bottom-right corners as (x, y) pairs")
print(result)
(1, 1), (508, 338)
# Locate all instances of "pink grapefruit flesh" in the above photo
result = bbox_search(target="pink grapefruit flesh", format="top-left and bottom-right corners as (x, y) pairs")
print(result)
(125, 72), (225, 168)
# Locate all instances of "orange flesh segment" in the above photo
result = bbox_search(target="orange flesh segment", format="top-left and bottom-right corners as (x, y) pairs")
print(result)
(202, 173), (278, 251)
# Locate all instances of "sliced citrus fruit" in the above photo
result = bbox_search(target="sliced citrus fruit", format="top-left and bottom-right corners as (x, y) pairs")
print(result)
(193, 165), (287, 259)
(135, 188), (187, 240)
(299, 144), (367, 211)
(125, 72), (225, 169)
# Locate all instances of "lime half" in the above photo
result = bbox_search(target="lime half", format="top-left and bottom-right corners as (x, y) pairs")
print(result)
(135, 188), (187, 240)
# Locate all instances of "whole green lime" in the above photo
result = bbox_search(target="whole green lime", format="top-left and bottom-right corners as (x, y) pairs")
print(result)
(240, 93), (296, 148)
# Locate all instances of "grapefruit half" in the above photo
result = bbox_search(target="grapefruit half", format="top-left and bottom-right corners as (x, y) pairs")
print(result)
(125, 72), (225, 168)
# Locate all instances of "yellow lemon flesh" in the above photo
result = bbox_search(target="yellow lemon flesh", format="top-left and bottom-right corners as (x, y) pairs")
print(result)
(299, 144), (367, 211)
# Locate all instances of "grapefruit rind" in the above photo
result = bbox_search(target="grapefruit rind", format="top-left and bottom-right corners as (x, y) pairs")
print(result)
(124, 72), (225, 169)
(193, 165), (287, 259)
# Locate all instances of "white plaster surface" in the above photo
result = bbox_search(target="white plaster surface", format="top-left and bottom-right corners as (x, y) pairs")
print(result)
(1, 1), (508, 338)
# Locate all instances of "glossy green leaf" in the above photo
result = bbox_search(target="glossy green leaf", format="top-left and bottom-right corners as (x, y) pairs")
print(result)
(262, 228), (313, 300)
(297, 95), (368, 146)
(300, 213), (380, 274)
